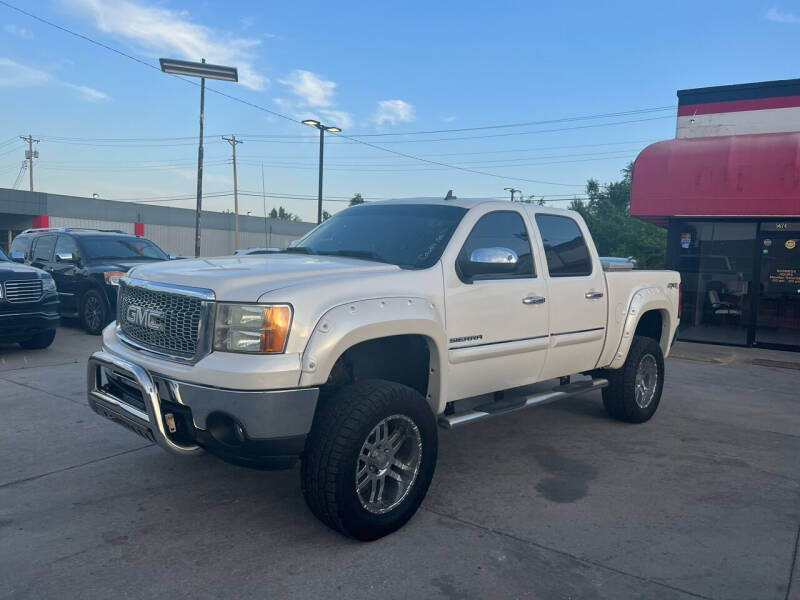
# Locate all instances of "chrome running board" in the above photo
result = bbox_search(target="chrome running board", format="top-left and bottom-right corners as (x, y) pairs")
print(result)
(438, 378), (608, 429)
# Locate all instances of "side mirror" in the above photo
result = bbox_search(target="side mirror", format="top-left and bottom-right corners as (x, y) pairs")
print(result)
(10, 251), (24, 263)
(55, 252), (76, 263)
(459, 247), (519, 281)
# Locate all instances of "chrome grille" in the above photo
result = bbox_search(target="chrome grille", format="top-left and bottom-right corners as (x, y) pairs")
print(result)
(4, 279), (43, 303)
(118, 283), (205, 359)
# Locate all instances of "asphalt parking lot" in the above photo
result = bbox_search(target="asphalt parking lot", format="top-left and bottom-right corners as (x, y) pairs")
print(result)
(1, 324), (798, 600)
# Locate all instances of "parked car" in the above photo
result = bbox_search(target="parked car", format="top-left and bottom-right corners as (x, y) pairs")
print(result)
(87, 199), (681, 540)
(233, 247), (283, 255)
(10, 228), (168, 334)
(0, 247), (59, 349)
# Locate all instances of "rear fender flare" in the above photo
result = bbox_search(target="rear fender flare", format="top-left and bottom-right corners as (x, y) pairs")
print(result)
(607, 287), (675, 370)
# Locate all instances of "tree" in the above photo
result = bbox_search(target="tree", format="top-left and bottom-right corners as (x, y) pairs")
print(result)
(268, 206), (300, 221)
(568, 163), (666, 269)
(322, 210), (332, 221)
(349, 193), (365, 206)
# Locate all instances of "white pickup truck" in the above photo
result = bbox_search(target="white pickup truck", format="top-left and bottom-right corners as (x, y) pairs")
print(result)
(87, 198), (680, 540)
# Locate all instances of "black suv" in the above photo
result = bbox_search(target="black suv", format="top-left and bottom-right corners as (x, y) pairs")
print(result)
(10, 228), (169, 334)
(0, 247), (59, 349)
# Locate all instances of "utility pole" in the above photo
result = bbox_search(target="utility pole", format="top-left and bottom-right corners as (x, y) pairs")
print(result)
(20, 135), (39, 192)
(222, 134), (244, 250)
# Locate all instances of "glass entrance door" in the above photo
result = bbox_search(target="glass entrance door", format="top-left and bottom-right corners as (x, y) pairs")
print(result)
(756, 223), (800, 348)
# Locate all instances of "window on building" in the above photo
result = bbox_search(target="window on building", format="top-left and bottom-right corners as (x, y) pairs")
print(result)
(535, 214), (592, 276)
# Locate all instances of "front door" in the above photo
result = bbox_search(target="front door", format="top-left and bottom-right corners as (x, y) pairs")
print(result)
(444, 208), (550, 402)
(755, 223), (800, 349)
(51, 234), (81, 312)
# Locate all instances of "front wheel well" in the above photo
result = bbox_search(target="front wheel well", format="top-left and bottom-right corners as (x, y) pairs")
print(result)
(321, 335), (432, 402)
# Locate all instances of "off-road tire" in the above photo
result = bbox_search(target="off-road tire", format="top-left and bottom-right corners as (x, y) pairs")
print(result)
(81, 289), (109, 335)
(301, 379), (438, 541)
(601, 335), (664, 423)
(19, 329), (56, 350)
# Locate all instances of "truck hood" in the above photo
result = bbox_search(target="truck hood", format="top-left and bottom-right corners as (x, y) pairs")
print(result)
(127, 254), (401, 301)
(0, 261), (47, 279)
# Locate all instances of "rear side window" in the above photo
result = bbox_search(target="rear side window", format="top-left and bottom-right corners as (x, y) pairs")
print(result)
(535, 214), (592, 277)
(55, 235), (80, 257)
(458, 211), (535, 279)
(9, 235), (31, 258)
(32, 235), (56, 262)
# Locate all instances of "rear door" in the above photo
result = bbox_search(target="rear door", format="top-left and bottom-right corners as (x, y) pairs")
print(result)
(533, 212), (608, 379)
(443, 207), (550, 401)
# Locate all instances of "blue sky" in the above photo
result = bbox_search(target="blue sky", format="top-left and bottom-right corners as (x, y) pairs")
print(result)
(1, 0), (799, 221)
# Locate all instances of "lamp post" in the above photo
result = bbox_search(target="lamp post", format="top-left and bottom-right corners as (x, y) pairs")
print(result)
(504, 187), (521, 202)
(159, 58), (238, 257)
(302, 119), (342, 224)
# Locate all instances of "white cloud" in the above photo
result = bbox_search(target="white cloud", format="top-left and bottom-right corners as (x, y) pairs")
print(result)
(441, 115), (457, 123)
(0, 57), (110, 101)
(65, 83), (110, 102)
(280, 69), (336, 107)
(63, 0), (267, 90)
(764, 8), (800, 23)
(276, 70), (352, 128)
(0, 57), (50, 87)
(3, 24), (33, 39)
(373, 99), (416, 126)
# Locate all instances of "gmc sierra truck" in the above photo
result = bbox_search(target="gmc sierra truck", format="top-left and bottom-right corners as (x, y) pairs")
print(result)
(87, 198), (680, 540)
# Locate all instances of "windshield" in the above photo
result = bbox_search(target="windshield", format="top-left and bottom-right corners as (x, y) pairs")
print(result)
(81, 237), (168, 261)
(0, 248), (8, 262)
(289, 203), (467, 269)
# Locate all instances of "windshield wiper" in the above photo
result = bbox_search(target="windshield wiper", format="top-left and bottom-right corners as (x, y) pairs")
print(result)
(316, 249), (392, 264)
(283, 246), (316, 255)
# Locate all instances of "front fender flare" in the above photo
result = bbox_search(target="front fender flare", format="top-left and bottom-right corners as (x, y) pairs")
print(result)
(297, 297), (448, 413)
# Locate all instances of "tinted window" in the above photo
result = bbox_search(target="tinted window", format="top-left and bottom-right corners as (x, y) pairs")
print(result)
(290, 204), (467, 269)
(55, 235), (80, 258)
(535, 214), (592, 277)
(458, 211), (534, 279)
(80, 237), (168, 261)
(0, 248), (7, 261)
(32, 235), (56, 262)
(10, 235), (31, 258)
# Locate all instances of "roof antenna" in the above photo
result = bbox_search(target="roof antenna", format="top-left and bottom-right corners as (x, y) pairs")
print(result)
(444, 189), (456, 201)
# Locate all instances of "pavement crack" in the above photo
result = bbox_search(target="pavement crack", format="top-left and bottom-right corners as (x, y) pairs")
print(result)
(0, 445), (152, 491)
(421, 505), (715, 600)
(786, 522), (800, 600)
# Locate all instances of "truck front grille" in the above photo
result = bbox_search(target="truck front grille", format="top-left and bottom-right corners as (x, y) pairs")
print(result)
(118, 283), (208, 360)
(3, 279), (43, 303)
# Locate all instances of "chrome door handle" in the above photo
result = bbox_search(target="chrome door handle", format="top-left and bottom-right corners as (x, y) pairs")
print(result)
(522, 296), (546, 305)
(585, 291), (604, 299)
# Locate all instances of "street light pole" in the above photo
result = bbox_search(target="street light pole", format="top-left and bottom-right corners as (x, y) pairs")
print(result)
(316, 127), (324, 224)
(159, 57), (238, 257)
(302, 119), (342, 224)
(504, 187), (521, 202)
(195, 64), (205, 258)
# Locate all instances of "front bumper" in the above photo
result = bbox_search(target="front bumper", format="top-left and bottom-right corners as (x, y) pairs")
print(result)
(0, 308), (59, 341)
(87, 350), (319, 466)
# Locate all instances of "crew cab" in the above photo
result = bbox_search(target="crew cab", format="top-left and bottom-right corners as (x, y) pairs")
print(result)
(87, 199), (680, 540)
(0, 247), (59, 349)
(11, 228), (169, 334)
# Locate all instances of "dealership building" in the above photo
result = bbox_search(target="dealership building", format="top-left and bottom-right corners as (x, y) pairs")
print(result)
(632, 78), (800, 351)
(0, 188), (314, 256)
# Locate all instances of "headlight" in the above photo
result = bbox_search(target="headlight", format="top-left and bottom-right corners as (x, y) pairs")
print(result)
(213, 304), (292, 354)
(104, 271), (127, 286)
(42, 276), (57, 292)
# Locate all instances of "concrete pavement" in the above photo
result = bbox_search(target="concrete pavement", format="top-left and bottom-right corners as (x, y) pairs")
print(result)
(1, 329), (798, 599)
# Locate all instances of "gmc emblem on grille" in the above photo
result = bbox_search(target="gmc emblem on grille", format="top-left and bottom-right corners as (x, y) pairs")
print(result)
(126, 305), (165, 332)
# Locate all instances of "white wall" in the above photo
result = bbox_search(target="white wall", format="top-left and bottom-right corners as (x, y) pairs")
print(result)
(48, 217), (299, 257)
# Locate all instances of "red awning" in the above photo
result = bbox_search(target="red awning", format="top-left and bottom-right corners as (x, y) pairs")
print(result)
(631, 132), (800, 225)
